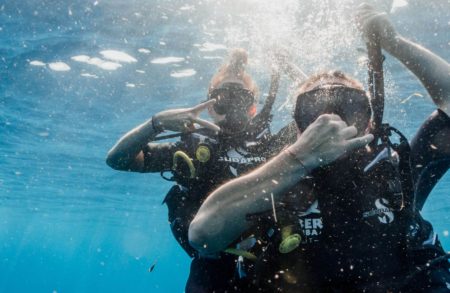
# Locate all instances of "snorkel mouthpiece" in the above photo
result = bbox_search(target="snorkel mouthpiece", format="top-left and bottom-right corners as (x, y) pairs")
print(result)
(218, 108), (252, 133)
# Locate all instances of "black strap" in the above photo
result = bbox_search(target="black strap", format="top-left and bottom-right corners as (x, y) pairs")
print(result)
(152, 128), (206, 142)
(367, 39), (386, 146)
(248, 71), (281, 135)
(379, 124), (415, 211)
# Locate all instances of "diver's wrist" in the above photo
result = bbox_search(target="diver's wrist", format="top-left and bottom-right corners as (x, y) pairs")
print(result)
(283, 148), (312, 174)
(382, 34), (402, 53)
(151, 115), (164, 133)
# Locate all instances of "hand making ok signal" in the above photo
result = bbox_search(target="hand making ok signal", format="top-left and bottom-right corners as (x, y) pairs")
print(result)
(153, 99), (221, 133)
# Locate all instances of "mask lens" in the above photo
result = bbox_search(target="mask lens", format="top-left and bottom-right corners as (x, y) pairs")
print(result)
(210, 87), (254, 115)
(294, 89), (333, 131)
(294, 86), (371, 133)
(210, 89), (231, 115)
(339, 89), (371, 133)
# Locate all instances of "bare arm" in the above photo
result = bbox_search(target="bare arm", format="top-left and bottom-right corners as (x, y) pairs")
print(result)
(384, 37), (450, 114)
(188, 148), (306, 253)
(358, 4), (450, 115)
(106, 100), (220, 172)
(106, 118), (160, 171)
(189, 114), (374, 254)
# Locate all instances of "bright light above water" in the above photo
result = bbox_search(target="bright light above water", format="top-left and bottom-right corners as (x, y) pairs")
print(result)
(29, 60), (46, 67)
(170, 69), (197, 78)
(48, 62), (71, 72)
(99, 50), (137, 63)
(71, 55), (123, 71)
(150, 57), (185, 64)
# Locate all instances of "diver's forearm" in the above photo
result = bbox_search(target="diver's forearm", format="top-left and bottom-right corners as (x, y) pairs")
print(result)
(106, 118), (160, 170)
(189, 149), (309, 254)
(385, 36), (450, 113)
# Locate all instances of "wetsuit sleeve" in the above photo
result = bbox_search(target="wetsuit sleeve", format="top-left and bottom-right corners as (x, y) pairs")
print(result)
(142, 141), (183, 172)
(410, 109), (450, 210)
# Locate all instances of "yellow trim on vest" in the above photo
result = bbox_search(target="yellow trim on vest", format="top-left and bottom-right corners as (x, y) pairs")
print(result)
(279, 225), (301, 254)
(195, 145), (211, 163)
(172, 151), (196, 179)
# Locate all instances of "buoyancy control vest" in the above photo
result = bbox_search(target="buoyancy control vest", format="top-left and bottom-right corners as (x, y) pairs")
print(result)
(162, 128), (274, 257)
(315, 127), (414, 284)
(256, 124), (436, 292)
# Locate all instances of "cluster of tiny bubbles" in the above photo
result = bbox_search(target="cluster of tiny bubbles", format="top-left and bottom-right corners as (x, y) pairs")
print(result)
(195, 0), (399, 128)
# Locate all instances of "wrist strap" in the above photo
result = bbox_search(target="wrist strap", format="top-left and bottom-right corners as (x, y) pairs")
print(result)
(284, 148), (310, 173)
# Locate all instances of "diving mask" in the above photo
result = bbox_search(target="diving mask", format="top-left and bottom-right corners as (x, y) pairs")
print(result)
(294, 85), (372, 134)
(209, 82), (255, 133)
(209, 83), (255, 115)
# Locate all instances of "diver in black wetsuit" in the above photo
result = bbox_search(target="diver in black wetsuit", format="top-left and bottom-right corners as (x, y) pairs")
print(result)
(411, 110), (450, 211)
(189, 4), (450, 292)
(106, 48), (296, 292)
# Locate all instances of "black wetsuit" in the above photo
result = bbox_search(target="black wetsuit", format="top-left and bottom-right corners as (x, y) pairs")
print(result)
(257, 110), (450, 292)
(411, 110), (450, 211)
(143, 123), (297, 292)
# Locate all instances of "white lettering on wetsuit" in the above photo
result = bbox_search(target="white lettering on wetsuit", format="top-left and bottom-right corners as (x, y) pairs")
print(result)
(298, 200), (323, 244)
(299, 218), (323, 239)
(218, 156), (267, 163)
(219, 148), (266, 166)
(217, 148), (267, 177)
(362, 198), (395, 224)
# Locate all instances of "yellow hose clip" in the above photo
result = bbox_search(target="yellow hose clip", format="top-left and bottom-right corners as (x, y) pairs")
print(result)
(278, 225), (301, 254)
(172, 151), (196, 179)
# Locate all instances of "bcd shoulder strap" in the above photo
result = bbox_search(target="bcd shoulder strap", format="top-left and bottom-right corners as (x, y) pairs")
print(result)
(378, 123), (415, 212)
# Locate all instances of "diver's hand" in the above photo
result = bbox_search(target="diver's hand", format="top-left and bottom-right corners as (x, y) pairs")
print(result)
(356, 3), (398, 50)
(287, 114), (374, 171)
(153, 99), (220, 133)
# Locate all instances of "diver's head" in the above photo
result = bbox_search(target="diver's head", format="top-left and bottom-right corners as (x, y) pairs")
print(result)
(294, 71), (372, 136)
(207, 48), (258, 133)
(207, 82), (257, 133)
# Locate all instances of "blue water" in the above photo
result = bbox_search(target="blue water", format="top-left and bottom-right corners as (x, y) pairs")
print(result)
(1, 0), (449, 292)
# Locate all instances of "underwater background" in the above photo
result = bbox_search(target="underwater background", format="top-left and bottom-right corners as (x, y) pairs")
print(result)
(1, 0), (449, 292)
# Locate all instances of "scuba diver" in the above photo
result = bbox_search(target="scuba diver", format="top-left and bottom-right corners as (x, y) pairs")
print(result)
(189, 4), (450, 292)
(106, 48), (296, 292)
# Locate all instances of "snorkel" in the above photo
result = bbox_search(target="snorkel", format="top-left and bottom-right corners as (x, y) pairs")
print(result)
(366, 34), (385, 146)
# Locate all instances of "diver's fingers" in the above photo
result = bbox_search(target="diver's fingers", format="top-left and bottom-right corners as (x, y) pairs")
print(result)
(355, 4), (386, 27)
(356, 3), (381, 20)
(315, 114), (344, 126)
(359, 11), (387, 23)
(357, 3), (375, 12)
(340, 125), (358, 140)
(326, 113), (345, 122)
(192, 117), (221, 132)
(192, 99), (216, 114)
(332, 120), (348, 129)
(346, 133), (374, 150)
